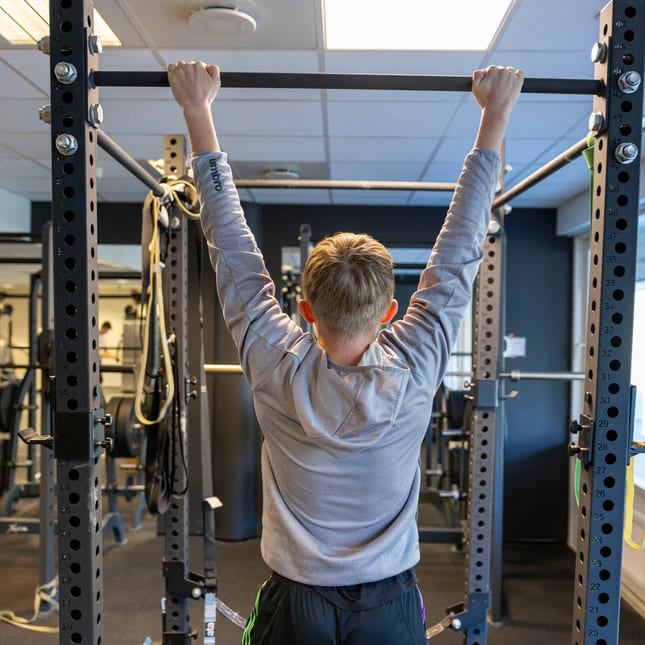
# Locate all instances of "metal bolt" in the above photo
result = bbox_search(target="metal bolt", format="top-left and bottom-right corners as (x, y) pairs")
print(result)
(568, 442), (582, 457)
(488, 219), (501, 235)
(588, 112), (604, 132)
(503, 204), (512, 216)
(38, 105), (52, 124)
(591, 42), (607, 64)
(618, 70), (641, 94)
(54, 61), (78, 84)
(569, 420), (581, 435)
(37, 37), (50, 55)
(88, 34), (103, 55)
(89, 103), (104, 126)
(614, 142), (639, 164)
(503, 163), (512, 175)
(55, 133), (79, 156)
(95, 437), (113, 450)
(171, 216), (181, 229)
(99, 413), (113, 427)
(191, 587), (202, 599)
(451, 617), (463, 631)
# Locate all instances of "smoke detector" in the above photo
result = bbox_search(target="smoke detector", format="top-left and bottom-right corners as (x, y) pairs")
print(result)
(188, 6), (257, 34)
(262, 168), (300, 180)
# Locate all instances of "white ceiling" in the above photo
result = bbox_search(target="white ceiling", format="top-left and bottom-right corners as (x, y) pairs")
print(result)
(0, 0), (634, 209)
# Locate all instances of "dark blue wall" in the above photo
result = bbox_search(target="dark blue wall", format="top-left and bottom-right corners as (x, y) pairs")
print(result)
(503, 208), (572, 542)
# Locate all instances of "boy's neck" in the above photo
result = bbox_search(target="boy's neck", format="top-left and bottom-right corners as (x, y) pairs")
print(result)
(317, 329), (376, 367)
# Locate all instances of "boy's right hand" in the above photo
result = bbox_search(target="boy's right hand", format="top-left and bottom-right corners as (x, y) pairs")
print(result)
(167, 61), (221, 113)
(471, 65), (523, 118)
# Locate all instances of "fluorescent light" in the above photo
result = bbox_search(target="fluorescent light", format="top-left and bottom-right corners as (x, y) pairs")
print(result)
(0, 1), (121, 46)
(323, 0), (514, 51)
(93, 9), (121, 47)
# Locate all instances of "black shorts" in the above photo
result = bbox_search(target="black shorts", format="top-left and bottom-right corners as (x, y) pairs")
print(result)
(241, 570), (428, 645)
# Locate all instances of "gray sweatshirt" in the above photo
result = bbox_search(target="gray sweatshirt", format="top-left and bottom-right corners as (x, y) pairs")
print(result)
(192, 147), (501, 586)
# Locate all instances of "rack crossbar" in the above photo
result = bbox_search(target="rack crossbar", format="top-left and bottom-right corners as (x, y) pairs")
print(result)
(93, 71), (603, 95)
(97, 130), (165, 198)
(235, 178), (457, 191)
(492, 136), (589, 210)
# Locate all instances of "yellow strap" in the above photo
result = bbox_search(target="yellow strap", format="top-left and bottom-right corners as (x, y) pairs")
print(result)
(624, 452), (645, 550)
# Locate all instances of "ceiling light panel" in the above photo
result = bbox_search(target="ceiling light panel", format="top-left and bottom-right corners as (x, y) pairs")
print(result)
(0, 1), (121, 46)
(324, 0), (515, 51)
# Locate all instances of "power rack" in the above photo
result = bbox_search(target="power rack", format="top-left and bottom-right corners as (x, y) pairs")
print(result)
(40, 0), (645, 643)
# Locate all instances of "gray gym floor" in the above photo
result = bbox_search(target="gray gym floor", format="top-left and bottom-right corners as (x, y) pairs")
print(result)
(0, 497), (643, 645)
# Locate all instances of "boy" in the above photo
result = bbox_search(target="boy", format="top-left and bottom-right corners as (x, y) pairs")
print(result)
(168, 62), (523, 644)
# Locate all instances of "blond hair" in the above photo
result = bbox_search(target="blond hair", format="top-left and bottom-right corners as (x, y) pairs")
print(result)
(302, 232), (394, 340)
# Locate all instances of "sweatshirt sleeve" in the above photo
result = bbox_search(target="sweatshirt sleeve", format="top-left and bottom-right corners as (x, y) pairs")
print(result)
(378, 148), (501, 390)
(191, 151), (307, 388)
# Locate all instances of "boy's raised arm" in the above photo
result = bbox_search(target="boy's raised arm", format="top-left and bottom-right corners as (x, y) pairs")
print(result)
(472, 65), (524, 153)
(167, 61), (221, 153)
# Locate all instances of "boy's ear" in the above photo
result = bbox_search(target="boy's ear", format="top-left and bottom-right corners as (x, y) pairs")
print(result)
(380, 299), (398, 325)
(298, 299), (316, 324)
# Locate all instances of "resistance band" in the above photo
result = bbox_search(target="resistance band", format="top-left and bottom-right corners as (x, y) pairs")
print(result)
(0, 576), (59, 633)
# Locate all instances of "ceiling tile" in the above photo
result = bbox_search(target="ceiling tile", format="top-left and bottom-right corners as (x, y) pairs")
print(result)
(324, 51), (487, 75)
(0, 50), (49, 95)
(327, 100), (459, 138)
(484, 50), (594, 85)
(331, 190), (411, 205)
(0, 133), (50, 159)
(421, 163), (465, 183)
(445, 96), (591, 140)
(219, 136), (327, 163)
(0, 99), (51, 134)
(330, 162), (426, 181)
(0, 56), (48, 98)
(329, 136), (439, 163)
(114, 2), (318, 50)
(494, 0), (599, 51)
(160, 49), (321, 72)
(408, 192), (453, 207)
(0, 158), (49, 177)
(231, 161), (328, 180)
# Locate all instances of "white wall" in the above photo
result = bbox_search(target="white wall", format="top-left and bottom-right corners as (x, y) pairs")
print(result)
(0, 186), (30, 232)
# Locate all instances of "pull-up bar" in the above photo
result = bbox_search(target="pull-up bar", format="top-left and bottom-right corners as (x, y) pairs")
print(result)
(93, 71), (603, 95)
